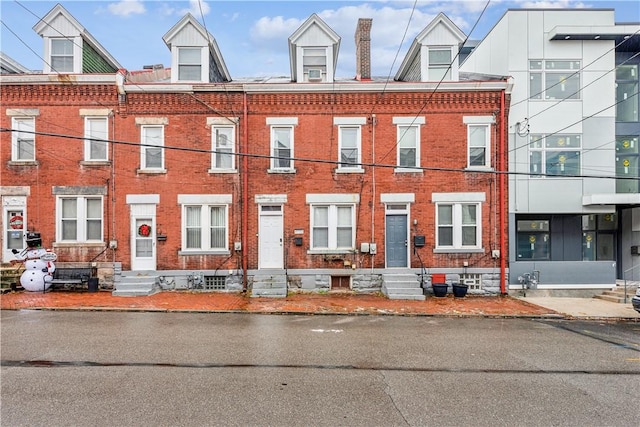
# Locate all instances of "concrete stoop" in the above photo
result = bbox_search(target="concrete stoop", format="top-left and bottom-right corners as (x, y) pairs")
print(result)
(112, 274), (159, 297)
(251, 271), (287, 298)
(594, 283), (638, 304)
(381, 273), (425, 301)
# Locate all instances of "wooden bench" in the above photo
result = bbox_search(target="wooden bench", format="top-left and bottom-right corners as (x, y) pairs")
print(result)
(51, 267), (91, 291)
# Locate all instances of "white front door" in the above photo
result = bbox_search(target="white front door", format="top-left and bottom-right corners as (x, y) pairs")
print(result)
(2, 196), (27, 263)
(259, 205), (283, 269)
(131, 206), (156, 271)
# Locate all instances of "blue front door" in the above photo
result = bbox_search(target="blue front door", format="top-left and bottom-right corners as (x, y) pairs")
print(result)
(386, 215), (408, 267)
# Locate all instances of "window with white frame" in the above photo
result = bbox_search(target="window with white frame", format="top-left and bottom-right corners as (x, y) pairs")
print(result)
(529, 60), (581, 100)
(212, 126), (235, 170)
(393, 117), (425, 170)
(50, 38), (74, 73)
(11, 117), (35, 162)
(57, 196), (103, 242)
(303, 47), (327, 82)
(334, 117), (366, 171)
(464, 116), (494, 168)
(529, 134), (581, 177)
(428, 48), (452, 81)
(183, 205), (228, 251)
(141, 125), (164, 170)
(436, 203), (480, 249)
(178, 47), (202, 81)
(310, 204), (355, 250)
(267, 117), (297, 171)
(84, 117), (108, 161)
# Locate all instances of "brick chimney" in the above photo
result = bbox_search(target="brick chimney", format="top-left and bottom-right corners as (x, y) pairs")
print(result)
(355, 18), (372, 81)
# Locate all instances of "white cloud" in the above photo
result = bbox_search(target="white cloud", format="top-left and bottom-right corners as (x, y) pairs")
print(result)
(250, 15), (304, 46)
(520, 0), (589, 8)
(179, 0), (211, 16)
(107, 0), (146, 17)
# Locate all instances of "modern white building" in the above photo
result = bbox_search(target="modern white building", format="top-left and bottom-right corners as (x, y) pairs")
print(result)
(461, 9), (640, 292)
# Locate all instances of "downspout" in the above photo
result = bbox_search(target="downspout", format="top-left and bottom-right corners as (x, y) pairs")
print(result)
(242, 92), (249, 290)
(499, 89), (507, 295)
(370, 113), (376, 271)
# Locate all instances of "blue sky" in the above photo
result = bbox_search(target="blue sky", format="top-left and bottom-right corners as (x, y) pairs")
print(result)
(1, 0), (638, 78)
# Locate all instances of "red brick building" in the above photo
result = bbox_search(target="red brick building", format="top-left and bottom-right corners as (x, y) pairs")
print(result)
(1, 6), (511, 297)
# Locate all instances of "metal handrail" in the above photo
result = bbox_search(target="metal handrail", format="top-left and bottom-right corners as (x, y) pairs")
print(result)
(622, 263), (640, 304)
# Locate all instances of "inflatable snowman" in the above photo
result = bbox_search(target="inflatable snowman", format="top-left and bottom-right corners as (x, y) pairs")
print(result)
(12, 233), (57, 292)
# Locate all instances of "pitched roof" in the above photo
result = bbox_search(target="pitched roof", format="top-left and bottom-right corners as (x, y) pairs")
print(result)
(288, 13), (341, 81)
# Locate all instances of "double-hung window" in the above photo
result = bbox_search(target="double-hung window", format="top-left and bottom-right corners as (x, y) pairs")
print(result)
(311, 205), (355, 250)
(84, 117), (108, 161)
(178, 47), (202, 81)
(529, 134), (581, 177)
(141, 125), (164, 170)
(393, 117), (425, 171)
(179, 195), (231, 252)
(50, 38), (74, 73)
(303, 47), (327, 82)
(267, 117), (297, 172)
(334, 117), (366, 171)
(529, 60), (581, 100)
(428, 48), (452, 81)
(433, 193), (484, 251)
(57, 196), (103, 242)
(11, 117), (35, 162)
(213, 127), (235, 170)
(464, 116), (494, 168)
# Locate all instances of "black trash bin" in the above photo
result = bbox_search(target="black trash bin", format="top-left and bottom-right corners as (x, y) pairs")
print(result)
(88, 277), (99, 293)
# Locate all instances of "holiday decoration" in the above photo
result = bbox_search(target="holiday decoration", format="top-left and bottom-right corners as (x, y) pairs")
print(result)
(138, 224), (151, 237)
(11, 232), (57, 292)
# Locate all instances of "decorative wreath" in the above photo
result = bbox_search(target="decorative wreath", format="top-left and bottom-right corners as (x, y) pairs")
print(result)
(138, 224), (151, 237)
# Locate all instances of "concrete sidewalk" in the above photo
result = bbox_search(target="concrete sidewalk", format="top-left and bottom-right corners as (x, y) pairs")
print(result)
(1, 289), (639, 320)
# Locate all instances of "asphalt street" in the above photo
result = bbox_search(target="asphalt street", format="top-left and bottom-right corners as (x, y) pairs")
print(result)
(2, 311), (639, 426)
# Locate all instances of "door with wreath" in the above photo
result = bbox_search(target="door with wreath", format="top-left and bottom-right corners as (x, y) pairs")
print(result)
(131, 214), (156, 271)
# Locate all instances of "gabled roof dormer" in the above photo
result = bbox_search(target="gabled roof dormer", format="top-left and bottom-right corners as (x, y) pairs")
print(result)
(395, 13), (466, 82)
(33, 4), (121, 74)
(0, 52), (31, 74)
(163, 13), (231, 83)
(288, 14), (341, 83)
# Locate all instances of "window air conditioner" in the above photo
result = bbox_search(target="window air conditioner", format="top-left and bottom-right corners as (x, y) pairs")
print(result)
(308, 69), (322, 81)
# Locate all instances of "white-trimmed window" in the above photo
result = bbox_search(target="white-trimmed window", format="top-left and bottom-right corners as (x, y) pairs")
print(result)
(213, 126), (235, 170)
(178, 47), (202, 81)
(529, 134), (581, 177)
(393, 117), (425, 170)
(141, 125), (164, 170)
(433, 192), (484, 251)
(464, 116), (494, 168)
(311, 205), (355, 250)
(50, 38), (74, 73)
(529, 60), (581, 100)
(11, 117), (35, 162)
(428, 48), (452, 81)
(183, 205), (228, 251)
(57, 196), (103, 242)
(84, 117), (108, 161)
(267, 117), (297, 171)
(303, 47), (327, 82)
(334, 117), (366, 171)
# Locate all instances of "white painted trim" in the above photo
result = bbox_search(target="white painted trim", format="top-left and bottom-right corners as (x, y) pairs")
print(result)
(392, 116), (426, 125)
(266, 117), (298, 126)
(255, 194), (288, 204)
(178, 194), (232, 204)
(432, 192), (486, 202)
(207, 117), (239, 126)
(5, 109), (40, 117)
(463, 115), (495, 124)
(80, 108), (112, 117)
(333, 117), (367, 125)
(306, 194), (360, 204)
(135, 117), (168, 126)
(381, 193), (415, 203)
(126, 194), (160, 204)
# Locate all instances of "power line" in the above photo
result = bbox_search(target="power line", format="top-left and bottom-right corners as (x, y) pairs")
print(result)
(3, 127), (636, 182)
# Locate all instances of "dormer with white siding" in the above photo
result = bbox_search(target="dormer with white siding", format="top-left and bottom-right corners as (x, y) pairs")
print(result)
(288, 14), (341, 83)
(395, 13), (466, 82)
(33, 4), (121, 74)
(163, 14), (231, 83)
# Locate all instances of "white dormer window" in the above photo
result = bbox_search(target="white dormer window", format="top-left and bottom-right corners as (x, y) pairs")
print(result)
(303, 48), (327, 82)
(178, 47), (202, 81)
(428, 48), (452, 81)
(51, 38), (74, 73)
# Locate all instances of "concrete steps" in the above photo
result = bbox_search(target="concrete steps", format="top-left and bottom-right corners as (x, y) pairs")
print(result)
(112, 274), (159, 297)
(251, 271), (287, 298)
(382, 273), (425, 301)
(594, 283), (638, 304)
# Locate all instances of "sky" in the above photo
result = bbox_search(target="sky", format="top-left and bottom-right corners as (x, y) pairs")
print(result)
(1, 0), (639, 78)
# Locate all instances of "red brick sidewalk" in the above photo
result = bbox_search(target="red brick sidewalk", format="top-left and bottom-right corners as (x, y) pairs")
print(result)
(0, 290), (558, 317)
